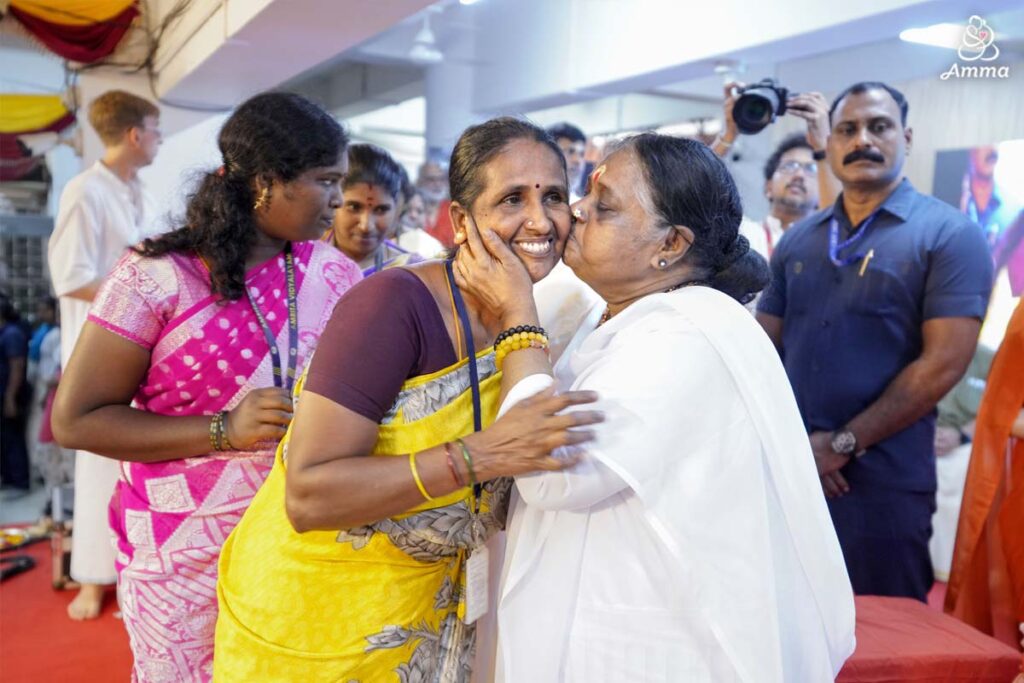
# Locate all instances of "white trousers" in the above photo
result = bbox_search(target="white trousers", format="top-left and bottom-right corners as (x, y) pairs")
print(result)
(69, 450), (119, 584)
(930, 443), (973, 581)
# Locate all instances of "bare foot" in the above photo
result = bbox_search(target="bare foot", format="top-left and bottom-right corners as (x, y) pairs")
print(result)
(67, 583), (105, 620)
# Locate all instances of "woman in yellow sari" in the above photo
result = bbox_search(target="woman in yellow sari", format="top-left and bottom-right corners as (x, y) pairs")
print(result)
(214, 118), (601, 681)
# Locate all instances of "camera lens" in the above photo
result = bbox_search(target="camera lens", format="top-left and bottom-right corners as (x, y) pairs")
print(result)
(733, 84), (784, 135)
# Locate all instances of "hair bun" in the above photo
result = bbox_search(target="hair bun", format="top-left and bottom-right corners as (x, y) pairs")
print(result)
(719, 234), (750, 269)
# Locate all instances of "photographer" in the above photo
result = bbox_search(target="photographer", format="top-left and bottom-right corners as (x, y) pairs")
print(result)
(713, 81), (840, 259)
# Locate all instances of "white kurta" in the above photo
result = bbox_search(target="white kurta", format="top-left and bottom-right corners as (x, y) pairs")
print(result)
(495, 287), (856, 683)
(395, 227), (445, 258)
(48, 160), (154, 584)
(739, 215), (785, 312)
(532, 260), (602, 363)
(739, 214), (785, 262)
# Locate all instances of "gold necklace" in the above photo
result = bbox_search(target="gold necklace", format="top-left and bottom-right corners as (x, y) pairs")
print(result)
(598, 279), (712, 327)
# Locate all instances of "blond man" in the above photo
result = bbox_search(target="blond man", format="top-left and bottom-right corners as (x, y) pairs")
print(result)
(49, 90), (161, 620)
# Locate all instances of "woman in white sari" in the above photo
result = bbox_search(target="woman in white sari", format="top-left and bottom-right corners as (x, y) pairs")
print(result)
(453, 134), (856, 682)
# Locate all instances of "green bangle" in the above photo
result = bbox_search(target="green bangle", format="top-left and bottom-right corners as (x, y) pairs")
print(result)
(454, 437), (477, 487)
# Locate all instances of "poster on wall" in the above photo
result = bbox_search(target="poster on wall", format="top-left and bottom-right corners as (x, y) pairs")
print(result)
(933, 140), (1024, 346)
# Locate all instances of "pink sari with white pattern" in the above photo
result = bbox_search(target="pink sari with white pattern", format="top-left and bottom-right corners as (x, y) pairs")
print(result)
(88, 240), (361, 683)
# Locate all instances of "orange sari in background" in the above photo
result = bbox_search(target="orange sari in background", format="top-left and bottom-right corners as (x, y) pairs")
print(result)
(945, 298), (1024, 652)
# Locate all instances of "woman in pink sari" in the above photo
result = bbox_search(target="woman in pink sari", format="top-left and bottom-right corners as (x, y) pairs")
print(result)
(53, 92), (361, 682)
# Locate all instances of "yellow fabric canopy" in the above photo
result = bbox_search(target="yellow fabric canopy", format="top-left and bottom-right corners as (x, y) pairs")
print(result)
(9, 0), (136, 26)
(0, 94), (70, 134)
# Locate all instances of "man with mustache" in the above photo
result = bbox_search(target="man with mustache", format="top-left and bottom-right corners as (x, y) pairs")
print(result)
(756, 81), (994, 601)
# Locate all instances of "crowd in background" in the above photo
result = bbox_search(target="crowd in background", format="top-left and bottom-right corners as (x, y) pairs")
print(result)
(0, 77), (1021, 682)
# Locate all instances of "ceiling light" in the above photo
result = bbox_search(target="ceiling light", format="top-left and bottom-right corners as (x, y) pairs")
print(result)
(459, 0), (481, 5)
(409, 14), (443, 64)
(899, 22), (965, 49)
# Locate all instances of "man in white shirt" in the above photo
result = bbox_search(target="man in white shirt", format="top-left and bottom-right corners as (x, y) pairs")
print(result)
(48, 89), (161, 621)
(739, 133), (822, 260)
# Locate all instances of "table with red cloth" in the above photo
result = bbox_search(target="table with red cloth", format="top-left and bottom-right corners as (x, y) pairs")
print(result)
(838, 596), (1021, 682)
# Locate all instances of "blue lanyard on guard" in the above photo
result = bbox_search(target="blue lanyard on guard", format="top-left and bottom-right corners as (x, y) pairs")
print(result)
(829, 211), (879, 267)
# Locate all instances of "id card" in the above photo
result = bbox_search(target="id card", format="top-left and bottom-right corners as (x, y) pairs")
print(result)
(464, 545), (489, 625)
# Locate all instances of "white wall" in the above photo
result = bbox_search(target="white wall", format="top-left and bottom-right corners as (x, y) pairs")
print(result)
(895, 72), (1024, 192)
(138, 113), (229, 234)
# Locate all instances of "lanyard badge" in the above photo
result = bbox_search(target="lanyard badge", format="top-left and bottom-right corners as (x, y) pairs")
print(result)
(246, 243), (299, 392)
(829, 211), (879, 268)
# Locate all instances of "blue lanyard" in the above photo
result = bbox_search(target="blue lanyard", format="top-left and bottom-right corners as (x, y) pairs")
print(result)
(245, 243), (298, 392)
(829, 211), (879, 267)
(444, 258), (483, 502)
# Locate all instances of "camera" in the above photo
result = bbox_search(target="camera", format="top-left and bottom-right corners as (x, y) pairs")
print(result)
(732, 79), (792, 135)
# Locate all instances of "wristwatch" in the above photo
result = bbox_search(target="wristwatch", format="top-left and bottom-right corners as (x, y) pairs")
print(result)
(812, 149), (827, 161)
(830, 428), (859, 456)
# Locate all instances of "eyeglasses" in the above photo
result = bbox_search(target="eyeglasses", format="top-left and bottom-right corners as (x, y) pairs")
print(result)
(776, 160), (817, 175)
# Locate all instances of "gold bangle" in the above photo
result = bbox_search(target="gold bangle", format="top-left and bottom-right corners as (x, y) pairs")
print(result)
(409, 452), (434, 501)
(209, 414), (220, 452)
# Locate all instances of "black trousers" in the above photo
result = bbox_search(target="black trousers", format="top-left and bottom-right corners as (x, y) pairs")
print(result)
(827, 484), (936, 602)
(1, 415), (30, 489)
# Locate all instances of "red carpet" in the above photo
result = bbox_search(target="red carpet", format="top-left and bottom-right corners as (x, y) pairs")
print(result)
(0, 539), (131, 682)
(0, 538), (1001, 682)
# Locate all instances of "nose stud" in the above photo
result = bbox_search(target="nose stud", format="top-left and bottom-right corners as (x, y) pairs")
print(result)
(572, 208), (583, 220)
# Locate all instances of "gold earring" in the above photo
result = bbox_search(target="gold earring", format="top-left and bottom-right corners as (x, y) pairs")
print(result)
(254, 187), (270, 211)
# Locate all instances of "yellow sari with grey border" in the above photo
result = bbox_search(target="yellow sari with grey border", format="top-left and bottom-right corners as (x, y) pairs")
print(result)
(213, 347), (507, 682)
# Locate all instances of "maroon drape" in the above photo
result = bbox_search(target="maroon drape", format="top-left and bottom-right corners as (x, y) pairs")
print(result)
(0, 111), (76, 181)
(8, 4), (139, 64)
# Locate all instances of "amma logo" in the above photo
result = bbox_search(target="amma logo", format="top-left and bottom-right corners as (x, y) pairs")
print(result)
(941, 16), (1010, 80)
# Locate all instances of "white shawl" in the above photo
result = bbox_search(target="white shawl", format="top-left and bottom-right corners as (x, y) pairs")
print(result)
(495, 287), (856, 682)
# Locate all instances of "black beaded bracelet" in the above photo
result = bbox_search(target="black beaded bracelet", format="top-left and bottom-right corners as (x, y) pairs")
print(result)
(494, 324), (547, 347)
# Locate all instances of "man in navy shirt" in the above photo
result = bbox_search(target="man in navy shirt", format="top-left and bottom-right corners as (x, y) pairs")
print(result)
(757, 82), (993, 601)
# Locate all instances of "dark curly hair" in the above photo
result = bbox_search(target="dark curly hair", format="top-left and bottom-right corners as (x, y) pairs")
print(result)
(345, 144), (404, 201)
(829, 81), (908, 126)
(622, 133), (769, 304)
(136, 91), (348, 301)
(545, 121), (586, 144)
(763, 133), (812, 181)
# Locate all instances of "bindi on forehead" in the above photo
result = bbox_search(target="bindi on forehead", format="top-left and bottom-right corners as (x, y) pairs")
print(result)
(535, 183), (540, 189)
